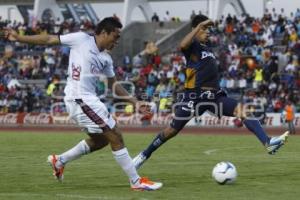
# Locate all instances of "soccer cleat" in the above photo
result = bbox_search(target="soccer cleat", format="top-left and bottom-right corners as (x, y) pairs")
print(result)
(132, 152), (147, 170)
(131, 177), (163, 191)
(266, 131), (289, 155)
(47, 155), (64, 181)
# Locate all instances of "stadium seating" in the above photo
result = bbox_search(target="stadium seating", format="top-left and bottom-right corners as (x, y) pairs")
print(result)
(0, 11), (299, 114)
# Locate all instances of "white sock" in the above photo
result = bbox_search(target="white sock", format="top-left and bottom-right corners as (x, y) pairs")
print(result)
(112, 148), (140, 184)
(56, 140), (91, 168)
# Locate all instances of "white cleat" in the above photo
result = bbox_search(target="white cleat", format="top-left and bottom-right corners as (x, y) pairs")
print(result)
(132, 152), (147, 170)
(266, 131), (289, 155)
(131, 177), (163, 191)
(47, 155), (64, 181)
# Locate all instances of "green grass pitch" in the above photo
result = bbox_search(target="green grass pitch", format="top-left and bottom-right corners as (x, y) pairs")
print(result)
(0, 131), (299, 200)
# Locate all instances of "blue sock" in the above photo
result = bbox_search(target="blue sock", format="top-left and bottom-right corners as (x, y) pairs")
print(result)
(143, 133), (166, 159)
(243, 119), (270, 145)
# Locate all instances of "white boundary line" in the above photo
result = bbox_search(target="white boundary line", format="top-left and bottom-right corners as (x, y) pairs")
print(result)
(203, 146), (254, 155)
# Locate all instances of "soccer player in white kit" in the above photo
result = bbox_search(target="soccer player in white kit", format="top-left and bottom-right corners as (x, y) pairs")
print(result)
(4, 17), (162, 191)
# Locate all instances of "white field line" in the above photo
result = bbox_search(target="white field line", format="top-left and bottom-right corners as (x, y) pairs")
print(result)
(203, 146), (254, 155)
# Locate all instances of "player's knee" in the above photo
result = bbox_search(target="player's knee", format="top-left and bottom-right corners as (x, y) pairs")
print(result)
(87, 134), (109, 151)
(94, 139), (109, 150)
(164, 127), (179, 139)
(104, 127), (125, 150)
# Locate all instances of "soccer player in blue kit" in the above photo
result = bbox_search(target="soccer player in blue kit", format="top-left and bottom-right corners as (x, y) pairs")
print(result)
(133, 14), (289, 169)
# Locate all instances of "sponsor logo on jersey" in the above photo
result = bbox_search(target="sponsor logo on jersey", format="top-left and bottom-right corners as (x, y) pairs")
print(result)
(201, 51), (216, 59)
(91, 63), (101, 74)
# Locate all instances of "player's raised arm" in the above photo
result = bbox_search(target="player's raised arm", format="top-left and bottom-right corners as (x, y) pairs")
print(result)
(179, 19), (213, 51)
(4, 28), (60, 45)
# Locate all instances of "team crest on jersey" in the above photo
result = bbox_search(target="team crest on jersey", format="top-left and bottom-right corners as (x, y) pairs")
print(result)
(72, 63), (81, 80)
(201, 51), (216, 59)
(91, 63), (101, 74)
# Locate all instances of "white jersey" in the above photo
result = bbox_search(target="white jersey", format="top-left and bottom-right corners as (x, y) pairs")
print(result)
(60, 32), (115, 100)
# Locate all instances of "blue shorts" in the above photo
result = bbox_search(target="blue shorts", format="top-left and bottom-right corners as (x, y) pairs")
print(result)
(170, 89), (238, 131)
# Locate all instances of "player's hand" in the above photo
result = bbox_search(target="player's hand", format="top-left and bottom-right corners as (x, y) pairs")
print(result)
(2, 28), (18, 41)
(196, 19), (214, 30)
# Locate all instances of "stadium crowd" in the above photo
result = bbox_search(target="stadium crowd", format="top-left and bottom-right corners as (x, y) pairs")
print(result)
(0, 8), (300, 115)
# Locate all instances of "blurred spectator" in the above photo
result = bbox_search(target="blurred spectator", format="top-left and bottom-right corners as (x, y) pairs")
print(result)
(253, 65), (263, 88)
(46, 75), (60, 96)
(190, 10), (196, 20)
(163, 11), (171, 22)
(132, 54), (143, 67)
(7, 75), (21, 90)
(282, 100), (296, 134)
(285, 59), (296, 72)
(151, 12), (160, 22)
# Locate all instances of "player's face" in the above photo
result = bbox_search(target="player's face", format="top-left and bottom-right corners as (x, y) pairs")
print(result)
(105, 28), (121, 50)
(195, 25), (210, 43)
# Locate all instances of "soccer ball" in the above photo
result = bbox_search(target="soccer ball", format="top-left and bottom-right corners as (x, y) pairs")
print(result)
(212, 161), (237, 185)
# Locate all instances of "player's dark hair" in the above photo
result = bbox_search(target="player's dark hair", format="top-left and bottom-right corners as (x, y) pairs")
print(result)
(191, 14), (209, 28)
(95, 17), (122, 35)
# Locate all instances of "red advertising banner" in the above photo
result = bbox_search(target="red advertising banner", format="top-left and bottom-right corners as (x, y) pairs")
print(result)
(0, 113), (68, 125)
(0, 112), (299, 127)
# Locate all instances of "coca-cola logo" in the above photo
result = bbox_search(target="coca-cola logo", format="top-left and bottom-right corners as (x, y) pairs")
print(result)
(0, 113), (18, 124)
(23, 113), (52, 124)
(52, 116), (76, 124)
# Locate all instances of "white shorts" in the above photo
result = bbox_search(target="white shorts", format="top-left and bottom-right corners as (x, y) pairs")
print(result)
(64, 98), (116, 134)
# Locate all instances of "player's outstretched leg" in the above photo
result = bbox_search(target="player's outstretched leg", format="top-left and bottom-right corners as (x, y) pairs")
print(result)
(266, 131), (289, 155)
(47, 139), (91, 181)
(105, 127), (163, 191)
(112, 148), (162, 191)
(47, 134), (108, 181)
(130, 177), (163, 191)
(244, 119), (289, 154)
(133, 127), (178, 170)
(132, 152), (148, 170)
(243, 119), (270, 145)
(233, 103), (289, 155)
(47, 154), (65, 181)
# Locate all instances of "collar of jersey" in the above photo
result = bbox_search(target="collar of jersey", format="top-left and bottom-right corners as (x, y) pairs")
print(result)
(93, 36), (105, 52)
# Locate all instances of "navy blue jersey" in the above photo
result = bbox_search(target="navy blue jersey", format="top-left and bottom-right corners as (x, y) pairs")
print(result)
(182, 40), (219, 89)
